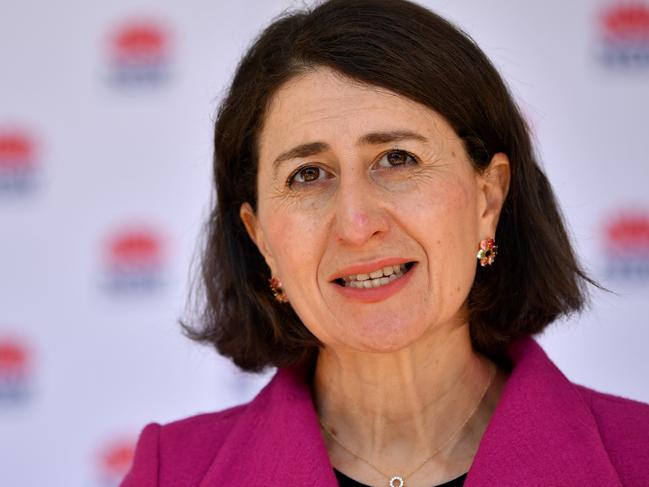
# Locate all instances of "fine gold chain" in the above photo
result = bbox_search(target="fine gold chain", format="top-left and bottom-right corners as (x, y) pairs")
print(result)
(318, 362), (496, 487)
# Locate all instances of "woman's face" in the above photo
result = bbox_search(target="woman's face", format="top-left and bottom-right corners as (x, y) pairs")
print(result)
(241, 67), (508, 353)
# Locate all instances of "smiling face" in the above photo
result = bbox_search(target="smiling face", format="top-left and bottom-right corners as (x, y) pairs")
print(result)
(240, 67), (508, 353)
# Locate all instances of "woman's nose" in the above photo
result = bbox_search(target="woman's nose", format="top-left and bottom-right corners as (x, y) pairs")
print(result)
(332, 178), (389, 246)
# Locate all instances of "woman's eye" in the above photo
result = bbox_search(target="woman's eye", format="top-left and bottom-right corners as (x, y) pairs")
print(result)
(287, 165), (328, 187)
(376, 149), (417, 169)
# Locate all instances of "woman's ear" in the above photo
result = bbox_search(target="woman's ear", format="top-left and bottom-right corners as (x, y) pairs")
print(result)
(240, 202), (278, 274)
(477, 152), (510, 237)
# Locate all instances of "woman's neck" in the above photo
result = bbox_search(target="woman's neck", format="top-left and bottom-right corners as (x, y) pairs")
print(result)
(312, 324), (506, 485)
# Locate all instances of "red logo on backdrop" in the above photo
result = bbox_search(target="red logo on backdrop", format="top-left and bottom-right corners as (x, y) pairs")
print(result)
(0, 336), (32, 404)
(0, 130), (37, 193)
(603, 211), (649, 279)
(102, 227), (167, 293)
(96, 437), (135, 487)
(598, 3), (649, 68)
(108, 20), (172, 86)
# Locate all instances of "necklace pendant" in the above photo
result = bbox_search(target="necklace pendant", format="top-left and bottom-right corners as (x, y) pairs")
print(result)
(389, 476), (404, 487)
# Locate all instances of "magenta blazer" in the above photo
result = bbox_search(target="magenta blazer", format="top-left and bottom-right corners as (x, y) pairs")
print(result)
(121, 337), (649, 486)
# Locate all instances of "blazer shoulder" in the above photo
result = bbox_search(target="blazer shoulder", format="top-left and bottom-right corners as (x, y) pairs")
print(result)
(161, 403), (248, 442)
(575, 384), (649, 486)
(121, 404), (248, 487)
(575, 384), (649, 429)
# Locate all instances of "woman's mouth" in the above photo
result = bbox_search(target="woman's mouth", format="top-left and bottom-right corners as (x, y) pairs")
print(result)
(335, 262), (416, 288)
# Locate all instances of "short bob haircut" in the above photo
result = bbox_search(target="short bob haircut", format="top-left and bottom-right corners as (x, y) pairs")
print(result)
(184, 0), (592, 372)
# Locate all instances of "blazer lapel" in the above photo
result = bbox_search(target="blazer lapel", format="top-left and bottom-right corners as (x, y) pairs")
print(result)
(466, 337), (623, 486)
(199, 365), (337, 486)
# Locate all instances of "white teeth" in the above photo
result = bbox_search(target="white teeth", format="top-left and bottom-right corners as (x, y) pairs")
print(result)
(343, 263), (411, 288)
(369, 269), (383, 279)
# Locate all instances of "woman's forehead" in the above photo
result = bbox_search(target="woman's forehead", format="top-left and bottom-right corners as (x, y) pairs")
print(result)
(265, 68), (433, 127)
(259, 68), (453, 160)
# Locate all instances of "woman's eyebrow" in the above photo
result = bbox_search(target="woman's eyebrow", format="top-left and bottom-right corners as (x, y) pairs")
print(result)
(273, 142), (328, 169)
(357, 130), (428, 145)
(272, 130), (429, 172)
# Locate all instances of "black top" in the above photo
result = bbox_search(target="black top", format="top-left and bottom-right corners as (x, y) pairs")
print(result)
(334, 469), (467, 486)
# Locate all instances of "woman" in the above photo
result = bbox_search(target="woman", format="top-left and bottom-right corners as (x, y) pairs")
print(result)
(122, 1), (649, 486)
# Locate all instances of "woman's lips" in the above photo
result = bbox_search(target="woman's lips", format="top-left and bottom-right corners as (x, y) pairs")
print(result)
(331, 262), (417, 303)
(336, 262), (414, 287)
(327, 257), (415, 282)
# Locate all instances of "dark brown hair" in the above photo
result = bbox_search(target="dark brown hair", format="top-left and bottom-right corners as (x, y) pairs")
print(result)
(183, 0), (592, 372)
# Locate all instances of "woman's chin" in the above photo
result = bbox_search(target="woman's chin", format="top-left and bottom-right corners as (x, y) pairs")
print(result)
(331, 319), (431, 354)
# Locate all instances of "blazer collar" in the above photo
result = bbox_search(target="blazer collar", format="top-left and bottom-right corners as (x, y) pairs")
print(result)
(201, 337), (622, 486)
(199, 364), (336, 486)
(465, 337), (622, 486)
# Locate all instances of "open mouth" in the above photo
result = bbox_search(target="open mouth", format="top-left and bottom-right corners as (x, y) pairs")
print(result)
(334, 262), (416, 288)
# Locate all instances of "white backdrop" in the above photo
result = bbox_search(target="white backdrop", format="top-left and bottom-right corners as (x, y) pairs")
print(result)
(1, 1), (648, 486)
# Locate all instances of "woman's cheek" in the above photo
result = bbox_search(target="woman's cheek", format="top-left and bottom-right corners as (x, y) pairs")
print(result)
(267, 207), (323, 280)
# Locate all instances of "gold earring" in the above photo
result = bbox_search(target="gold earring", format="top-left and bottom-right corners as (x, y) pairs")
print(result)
(477, 238), (498, 267)
(269, 276), (289, 303)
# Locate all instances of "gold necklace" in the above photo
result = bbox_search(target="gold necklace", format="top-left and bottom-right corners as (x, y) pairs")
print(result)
(318, 363), (496, 487)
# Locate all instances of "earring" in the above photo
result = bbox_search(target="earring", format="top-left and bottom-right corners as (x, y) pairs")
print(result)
(477, 238), (498, 267)
(269, 276), (289, 303)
